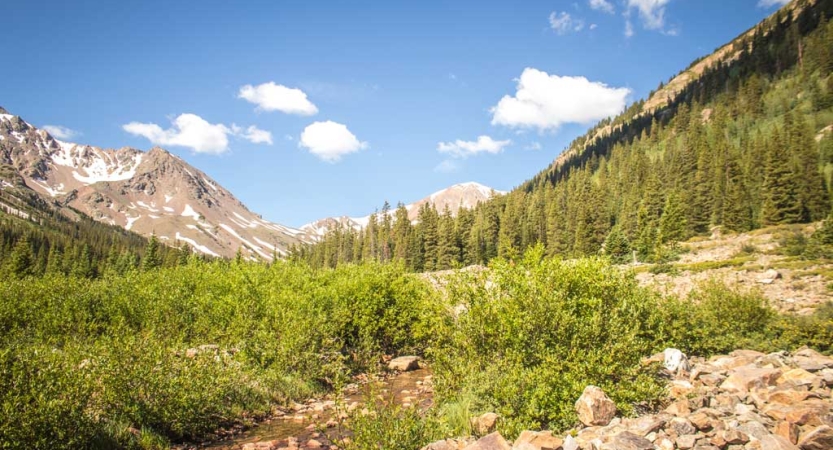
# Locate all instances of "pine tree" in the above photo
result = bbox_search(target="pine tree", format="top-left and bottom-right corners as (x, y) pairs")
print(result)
(658, 192), (688, 244)
(6, 237), (34, 278)
(603, 224), (631, 264)
(762, 128), (802, 225)
(142, 234), (163, 271)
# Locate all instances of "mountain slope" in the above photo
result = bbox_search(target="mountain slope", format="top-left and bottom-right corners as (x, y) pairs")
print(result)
(0, 110), (309, 259)
(301, 182), (505, 238)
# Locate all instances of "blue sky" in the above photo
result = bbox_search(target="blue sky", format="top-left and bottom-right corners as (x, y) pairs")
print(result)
(2, 0), (789, 227)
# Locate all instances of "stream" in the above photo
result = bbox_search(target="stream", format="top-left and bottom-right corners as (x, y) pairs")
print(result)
(199, 368), (433, 450)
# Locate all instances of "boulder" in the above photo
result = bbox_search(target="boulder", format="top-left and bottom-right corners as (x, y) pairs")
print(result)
(471, 412), (499, 435)
(462, 432), (511, 450)
(664, 348), (691, 374)
(758, 269), (781, 284)
(759, 434), (800, 450)
(388, 356), (420, 371)
(798, 425), (833, 450)
(720, 367), (782, 393)
(512, 430), (563, 450)
(575, 386), (617, 426)
(775, 421), (800, 444)
(777, 368), (820, 387)
(600, 431), (653, 450)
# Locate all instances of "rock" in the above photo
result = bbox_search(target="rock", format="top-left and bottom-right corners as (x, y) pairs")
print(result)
(775, 421), (799, 444)
(722, 429), (750, 445)
(737, 421), (772, 441)
(388, 356), (420, 371)
(513, 430), (563, 450)
(777, 368), (819, 387)
(665, 398), (691, 416)
(462, 432), (511, 450)
(784, 400), (830, 426)
(472, 412), (499, 435)
(668, 417), (696, 436)
(600, 431), (653, 450)
(627, 415), (666, 436)
(720, 367), (782, 393)
(759, 434), (800, 450)
(689, 411), (715, 431)
(797, 425), (833, 450)
(422, 439), (468, 450)
(676, 435), (698, 449)
(575, 386), (617, 426)
(562, 435), (578, 450)
(664, 348), (691, 374)
(758, 269), (781, 284)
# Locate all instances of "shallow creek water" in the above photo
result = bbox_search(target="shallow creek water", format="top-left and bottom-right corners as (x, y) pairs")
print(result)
(201, 368), (433, 449)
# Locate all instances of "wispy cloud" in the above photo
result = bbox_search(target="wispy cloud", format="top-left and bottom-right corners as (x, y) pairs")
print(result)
(437, 135), (512, 158)
(42, 125), (80, 140)
(238, 82), (318, 115)
(589, 0), (615, 14)
(757, 0), (790, 7)
(549, 11), (585, 34)
(434, 159), (461, 173)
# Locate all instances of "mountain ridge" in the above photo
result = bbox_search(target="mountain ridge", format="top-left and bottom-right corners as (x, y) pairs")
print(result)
(300, 181), (506, 238)
(0, 112), (310, 259)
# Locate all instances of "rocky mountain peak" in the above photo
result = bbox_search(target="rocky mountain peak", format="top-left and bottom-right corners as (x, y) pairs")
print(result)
(0, 108), (312, 259)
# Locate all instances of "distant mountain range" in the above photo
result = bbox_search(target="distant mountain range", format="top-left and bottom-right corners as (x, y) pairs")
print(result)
(300, 182), (506, 238)
(0, 107), (503, 258)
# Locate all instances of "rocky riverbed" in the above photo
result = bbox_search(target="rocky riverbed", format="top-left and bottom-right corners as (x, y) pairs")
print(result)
(426, 347), (833, 450)
(187, 357), (433, 450)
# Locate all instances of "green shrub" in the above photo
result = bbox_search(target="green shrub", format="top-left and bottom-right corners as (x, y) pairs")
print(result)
(430, 246), (666, 437)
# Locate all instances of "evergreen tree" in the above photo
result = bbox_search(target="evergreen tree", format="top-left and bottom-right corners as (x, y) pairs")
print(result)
(142, 234), (163, 271)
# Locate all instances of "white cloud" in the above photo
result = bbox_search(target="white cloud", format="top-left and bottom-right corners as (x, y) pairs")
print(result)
(627, 0), (671, 31)
(42, 125), (80, 140)
(758, 0), (790, 7)
(123, 114), (272, 154)
(490, 68), (631, 131)
(299, 121), (367, 162)
(434, 159), (461, 173)
(238, 82), (318, 116)
(549, 12), (585, 34)
(233, 125), (273, 145)
(437, 136), (512, 158)
(589, 0), (615, 14)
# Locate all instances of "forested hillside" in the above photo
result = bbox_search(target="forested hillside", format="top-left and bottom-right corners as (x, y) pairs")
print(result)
(295, 0), (833, 270)
(0, 182), (190, 278)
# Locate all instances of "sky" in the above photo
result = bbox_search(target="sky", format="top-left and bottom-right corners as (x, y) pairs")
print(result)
(1, 0), (791, 227)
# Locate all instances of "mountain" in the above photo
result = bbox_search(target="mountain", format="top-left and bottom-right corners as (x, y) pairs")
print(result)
(299, 0), (833, 270)
(0, 110), (309, 259)
(300, 182), (505, 239)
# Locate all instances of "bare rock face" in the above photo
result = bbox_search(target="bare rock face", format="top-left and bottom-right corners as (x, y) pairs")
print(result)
(388, 355), (421, 372)
(575, 385), (617, 427)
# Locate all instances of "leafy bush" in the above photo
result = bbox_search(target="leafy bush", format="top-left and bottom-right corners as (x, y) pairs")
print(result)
(0, 260), (439, 449)
(430, 246), (667, 437)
